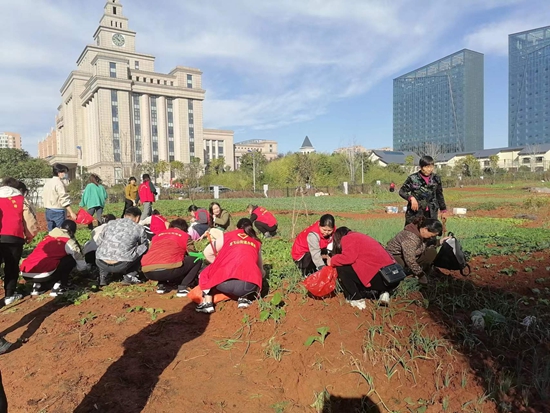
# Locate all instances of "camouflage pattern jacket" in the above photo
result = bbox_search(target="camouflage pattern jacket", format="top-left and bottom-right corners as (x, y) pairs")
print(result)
(399, 172), (446, 224)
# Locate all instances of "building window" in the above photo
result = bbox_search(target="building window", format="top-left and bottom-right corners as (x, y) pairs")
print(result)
(167, 98), (175, 162)
(114, 167), (122, 183)
(109, 62), (116, 78)
(536, 156), (544, 163)
(132, 93), (142, 163)
(113, 6), (117, 14)
(188, 99), (195, 156)
(111, 90), (120, 162)
(150, 96), (158, 163)
(135, 61), (139, 70)
(187, 74), (193, 88)
(523, 157), (531, 164)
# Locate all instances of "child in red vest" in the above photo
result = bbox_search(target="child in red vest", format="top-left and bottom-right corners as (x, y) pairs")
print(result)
(246, 204), (278, 238)
(196, 218), (265, 313)
(141, 219), (202, 296)
(291, 214), (336, 276)
(138, 174), (157, 221)
(21, 220), (88, 297)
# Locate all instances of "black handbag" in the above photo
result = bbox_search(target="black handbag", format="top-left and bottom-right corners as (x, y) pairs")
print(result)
(379, 263), (407, 286)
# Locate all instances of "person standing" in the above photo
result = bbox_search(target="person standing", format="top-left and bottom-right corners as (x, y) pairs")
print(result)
(0, 178), (38, 304)
(122, 177), (138, 218)
(247, 204), (278, 238)
(399, 155), (447, 226)
(80, 174), (108, 230)
(138, 174), (156, 222)
(42, 163), (76, 230)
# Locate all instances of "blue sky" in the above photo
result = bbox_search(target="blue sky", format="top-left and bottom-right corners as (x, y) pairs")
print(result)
(1, 0), (549, 156)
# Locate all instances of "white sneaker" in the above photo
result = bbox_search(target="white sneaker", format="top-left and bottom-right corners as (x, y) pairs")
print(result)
(4, 294), (23, 305)
(31, 283), (44, 296)
(379, 292), (390, 306)
(347, 299), (367, 310)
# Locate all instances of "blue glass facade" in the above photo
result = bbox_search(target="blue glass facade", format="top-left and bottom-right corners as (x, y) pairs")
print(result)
(393, 49), (484, 154)
(509, 26), (550, 147)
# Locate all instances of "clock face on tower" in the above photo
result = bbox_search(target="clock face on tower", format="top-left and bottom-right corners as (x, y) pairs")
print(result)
(112, 33), (125, 47)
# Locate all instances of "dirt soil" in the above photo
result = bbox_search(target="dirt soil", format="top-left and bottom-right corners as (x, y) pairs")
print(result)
(3, 209), (549, 412)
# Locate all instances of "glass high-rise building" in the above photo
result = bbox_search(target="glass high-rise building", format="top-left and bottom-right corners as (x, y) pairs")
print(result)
(393, 49), (484, 154)
(509, 26), (550, 147)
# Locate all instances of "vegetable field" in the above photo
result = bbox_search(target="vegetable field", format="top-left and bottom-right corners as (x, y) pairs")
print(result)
(1, 184), (550, 412)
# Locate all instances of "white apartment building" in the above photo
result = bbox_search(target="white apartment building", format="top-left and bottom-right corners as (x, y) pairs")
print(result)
(50, 0), (232, 184)
(0, 132), (22, 149)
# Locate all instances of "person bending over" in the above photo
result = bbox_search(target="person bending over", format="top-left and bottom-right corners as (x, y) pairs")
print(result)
(386, 217), (446, 285)
(21, 220), (88, 297)
(79, 173), (108, 230)
(247, 204), (277, 238)
(140, 209), (169, 241)
(83, 214), (117, 268)
(188, 205), (210, 237)
(196, 218), (265, 314)
(399, 155), (447, 226)
(96, 207), (148, 286)
(0, 178), (39, 304)
(209, 202), (230, 230)
(291, 214), (335, 276)
(141, 218), (202, 297)
(328, 227), (400, 308)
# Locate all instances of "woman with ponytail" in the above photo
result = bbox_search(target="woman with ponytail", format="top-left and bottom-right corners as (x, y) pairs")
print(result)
(328, 227), (399, 308)
(20, 220), (88, 297)
(386, 216), (447, 285)
(196, 218), (265, 313)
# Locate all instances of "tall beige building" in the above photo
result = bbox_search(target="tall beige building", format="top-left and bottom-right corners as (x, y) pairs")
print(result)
(38, 128), (58, 159)
(0, 132), (22, 149)
(50, 0), (231, 184)
(234, 139), (278, 169)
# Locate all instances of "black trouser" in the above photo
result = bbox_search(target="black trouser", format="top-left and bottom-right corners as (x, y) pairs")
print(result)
(0, 371), (7, 413)
(212, 279), (258, 299)
(144, 256), (202, 288)
(295, 249), (328, 277)
(121, 199), (134, 218)
(336, 265), (394, 300)
(393, 246), (437, 276)
(85, 251), (96, 266)
(194, 223), (209, 237)
(22, 255), (77, 287)
(254, 221), (277, 236)
(0, 243), (23, 297)
(97, 257), (141, 278)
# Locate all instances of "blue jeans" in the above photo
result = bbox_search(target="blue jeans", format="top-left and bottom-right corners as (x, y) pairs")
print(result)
(46, 209), (66, 231)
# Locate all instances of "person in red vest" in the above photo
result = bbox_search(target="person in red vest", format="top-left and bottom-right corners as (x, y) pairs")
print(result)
(141, 218), (202, 296)
(21, 220), (88, 297)
(328, 227), (401, 308)
(291, 214), (336, 276)
(140, 209), (169, 240)
(138, 174), (157, 221)
(0, 178), (38, 305)
(389, 182), (396, 193)
(246, 204), (278, 238)
(196, 218), (265, 314)
(188, 205), (210, 237)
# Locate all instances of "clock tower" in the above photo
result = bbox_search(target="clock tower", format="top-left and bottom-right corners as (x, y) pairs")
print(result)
(94, 0), (136, 52)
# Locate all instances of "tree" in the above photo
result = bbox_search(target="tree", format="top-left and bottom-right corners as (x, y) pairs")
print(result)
(207, 157), (226, 175)
(239, 151), (267, 174)
(416, 142), (443, 160)
(170, 161), (185, 180)
(404, 155), (415, 174)
(182, 157), (204, 202)
(0, 148), (31, 177)
(454, 155), (481, 177)
(488, 155), (499, 183)
(155, 160), (170, 184)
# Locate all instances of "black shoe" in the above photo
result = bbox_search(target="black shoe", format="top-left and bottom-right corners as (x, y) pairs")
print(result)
(122, 273), (141, 285)
(50, 283), (67, 297)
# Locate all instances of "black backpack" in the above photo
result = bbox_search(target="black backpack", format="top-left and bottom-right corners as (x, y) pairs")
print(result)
(433, 232), (471, 276)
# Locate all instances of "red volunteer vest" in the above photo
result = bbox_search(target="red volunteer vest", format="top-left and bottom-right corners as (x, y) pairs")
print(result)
(0, 194), (25, 239)
(194, 209), (210, 224)
(141, 228), (189, 268)
(253, 207), (277, 227)
(150, 215), (168, 234)
(291, 221), (334, 261)
(138, 182), (155, 202)
(20, 235), (69, 273)
(199, 229), (262, 290)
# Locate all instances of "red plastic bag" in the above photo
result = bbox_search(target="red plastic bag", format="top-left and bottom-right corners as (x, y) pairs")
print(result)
(187, 285), (231, 304)
(303, 266), (337, 297)
(75, 208), (94, 225)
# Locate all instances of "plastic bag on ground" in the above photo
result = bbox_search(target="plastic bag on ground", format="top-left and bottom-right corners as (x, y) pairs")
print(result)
(471, 309), (506, 330)
(303, 266), (337, 297)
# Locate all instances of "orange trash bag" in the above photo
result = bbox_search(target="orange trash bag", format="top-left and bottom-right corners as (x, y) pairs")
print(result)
(303, 266), (338, 297)
(75, 208), (94, 225)
(187, 285), (231, 304)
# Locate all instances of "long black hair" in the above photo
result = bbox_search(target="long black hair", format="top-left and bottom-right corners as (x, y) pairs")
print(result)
(332, 226), (351, 255)
(412, 216), (443, 236)
(61, 219), (82, 251)
(236, 218), (261, 242)
(209, 202), (222, 227)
